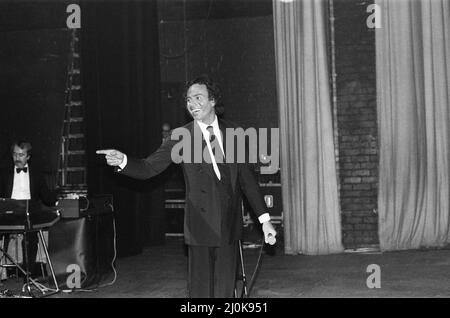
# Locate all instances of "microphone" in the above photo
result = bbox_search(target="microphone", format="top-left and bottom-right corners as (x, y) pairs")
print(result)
(267, 233), (276, 246)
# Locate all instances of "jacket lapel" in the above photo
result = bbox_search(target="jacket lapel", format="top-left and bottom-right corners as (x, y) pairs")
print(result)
(28, 165), (35, 199)
(219, 120), (237, 192)
(190, 119), (238, 189)
(191, 121), (216, 179)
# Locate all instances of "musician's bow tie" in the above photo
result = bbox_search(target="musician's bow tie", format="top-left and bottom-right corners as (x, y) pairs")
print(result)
(16, 167), (28, 173)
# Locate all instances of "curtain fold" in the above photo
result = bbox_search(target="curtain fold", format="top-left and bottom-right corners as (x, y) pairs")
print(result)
(273, 0), (343, 255)
(376, 0), (450, 251)
(81, 0), (165, 256)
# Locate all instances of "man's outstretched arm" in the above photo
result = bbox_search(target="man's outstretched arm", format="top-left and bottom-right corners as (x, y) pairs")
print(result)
(97, 139), (174, 180)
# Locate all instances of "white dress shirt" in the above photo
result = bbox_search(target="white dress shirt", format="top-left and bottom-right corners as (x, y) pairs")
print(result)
(11, 165), (31, 200)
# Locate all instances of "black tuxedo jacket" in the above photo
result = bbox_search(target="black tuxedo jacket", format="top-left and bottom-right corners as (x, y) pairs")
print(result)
(120, 119), (268, 246)
(0, 164), (57, 207)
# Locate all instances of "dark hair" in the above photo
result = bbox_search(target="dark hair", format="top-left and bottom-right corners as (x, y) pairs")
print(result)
(11, 140), (32, 156)
(184, 75), (224, 114)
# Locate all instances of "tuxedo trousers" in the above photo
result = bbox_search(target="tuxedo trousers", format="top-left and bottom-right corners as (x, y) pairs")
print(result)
(188, 242), (238, 298)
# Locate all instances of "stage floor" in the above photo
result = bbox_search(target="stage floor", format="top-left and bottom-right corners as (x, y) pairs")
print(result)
(2, 236), (450, 298)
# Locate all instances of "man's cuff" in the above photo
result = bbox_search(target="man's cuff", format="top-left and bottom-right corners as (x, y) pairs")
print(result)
(258, 213), (271, 224)
(118, 154), (128, 171)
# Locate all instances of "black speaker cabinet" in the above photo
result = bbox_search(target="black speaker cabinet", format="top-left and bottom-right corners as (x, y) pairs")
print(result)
(57, 194), (113, 219)
(57, 198), (84, 218)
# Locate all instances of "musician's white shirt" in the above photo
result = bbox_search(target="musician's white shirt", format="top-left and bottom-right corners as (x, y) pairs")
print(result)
(11, 165), (31, 200)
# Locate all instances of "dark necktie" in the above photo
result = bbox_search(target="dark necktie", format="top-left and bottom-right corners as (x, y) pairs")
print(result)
(207, 126), (224, 162)
(16, 167), (28, 173)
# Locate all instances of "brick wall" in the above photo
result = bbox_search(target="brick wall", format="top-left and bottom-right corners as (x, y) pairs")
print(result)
(334, 0), (378, 248)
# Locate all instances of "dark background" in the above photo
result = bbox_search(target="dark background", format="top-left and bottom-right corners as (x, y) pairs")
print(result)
(0, 1), (71, 171)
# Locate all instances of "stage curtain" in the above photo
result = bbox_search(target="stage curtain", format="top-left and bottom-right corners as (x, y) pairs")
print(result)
(376, 0), (450, 250)
(273, 0), (343, 255)
(81, 0), (166, 256)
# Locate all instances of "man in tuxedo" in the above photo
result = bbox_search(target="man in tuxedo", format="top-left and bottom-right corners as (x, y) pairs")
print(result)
(97, 76), (276, 298)
(0, 140), (57, 278)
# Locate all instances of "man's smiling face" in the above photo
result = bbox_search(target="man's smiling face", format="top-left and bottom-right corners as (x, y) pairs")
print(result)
(185, 83), (216, 125)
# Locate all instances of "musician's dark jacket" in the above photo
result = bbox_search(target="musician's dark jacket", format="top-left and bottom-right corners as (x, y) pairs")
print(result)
(119, 119), (268, 247)
(0, 163), (57, 274)
(0, 164), (57, 207)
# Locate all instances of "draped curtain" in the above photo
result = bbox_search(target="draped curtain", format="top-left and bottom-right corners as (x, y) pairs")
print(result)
(376, 0), (450, 251)
(81, 0), (166, 256)
(273, 0), (343, 255)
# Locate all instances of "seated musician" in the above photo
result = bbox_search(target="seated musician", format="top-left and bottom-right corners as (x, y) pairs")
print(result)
(0, 140), (57, 279)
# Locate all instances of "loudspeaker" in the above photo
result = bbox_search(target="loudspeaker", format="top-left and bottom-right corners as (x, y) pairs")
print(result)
(57, 198), (85, 219)
(57, 195), (113, 219)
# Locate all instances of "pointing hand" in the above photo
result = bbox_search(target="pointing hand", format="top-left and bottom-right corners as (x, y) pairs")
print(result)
(96, 149), (125, 167)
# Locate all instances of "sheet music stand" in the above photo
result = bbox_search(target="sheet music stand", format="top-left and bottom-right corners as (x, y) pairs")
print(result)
(0, 198), (60, 297)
